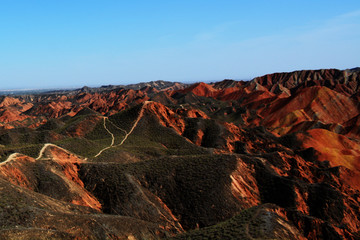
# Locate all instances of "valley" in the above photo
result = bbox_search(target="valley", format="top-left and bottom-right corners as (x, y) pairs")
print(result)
(0, 68), (360, 239)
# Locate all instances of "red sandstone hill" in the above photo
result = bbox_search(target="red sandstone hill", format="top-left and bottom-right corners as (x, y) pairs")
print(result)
(0, 68), (360, 239)
(251, 68), (360, 95)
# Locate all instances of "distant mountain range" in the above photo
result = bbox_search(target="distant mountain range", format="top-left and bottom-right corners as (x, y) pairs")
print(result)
(0, 80), (189, 96)
(0, 67), (359, 239)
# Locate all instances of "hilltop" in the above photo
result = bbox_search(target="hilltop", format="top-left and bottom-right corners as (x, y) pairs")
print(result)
(0, 68), (360, 239)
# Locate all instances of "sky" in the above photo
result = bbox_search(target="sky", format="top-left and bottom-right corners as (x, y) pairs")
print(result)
(0, 0), (360, 89)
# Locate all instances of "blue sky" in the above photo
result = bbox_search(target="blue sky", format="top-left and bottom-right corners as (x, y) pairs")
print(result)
(0, 1), (359, 89)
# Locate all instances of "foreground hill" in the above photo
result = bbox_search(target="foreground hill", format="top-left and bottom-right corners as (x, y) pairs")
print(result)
(0, 68), (360, 239)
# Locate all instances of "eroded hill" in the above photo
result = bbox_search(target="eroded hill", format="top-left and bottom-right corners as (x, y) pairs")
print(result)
(0, 68), (360, 239)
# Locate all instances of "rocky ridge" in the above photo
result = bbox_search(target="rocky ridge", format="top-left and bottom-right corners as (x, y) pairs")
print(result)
(0, 68), (359, 239)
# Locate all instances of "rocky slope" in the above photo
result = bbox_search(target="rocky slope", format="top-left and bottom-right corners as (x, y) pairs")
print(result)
(0, 68), (360, 239)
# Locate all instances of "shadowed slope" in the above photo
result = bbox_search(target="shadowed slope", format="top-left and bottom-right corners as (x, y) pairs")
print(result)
(0, 69), (360, 239)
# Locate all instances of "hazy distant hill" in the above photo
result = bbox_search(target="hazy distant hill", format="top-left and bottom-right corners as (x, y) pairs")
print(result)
(0, 68), (359, 239)
(43, 80), (189, 95)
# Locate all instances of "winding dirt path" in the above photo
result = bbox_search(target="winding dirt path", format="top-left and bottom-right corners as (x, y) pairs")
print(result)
(114, 101), (150, 147)
(94, 101), (151, 158)
(1, 142), (83, 166)
(36, 143), (76, 160)
(0, 102), (152, 163)
(94, 117), (115, 158)
(0, 153), (20, 166)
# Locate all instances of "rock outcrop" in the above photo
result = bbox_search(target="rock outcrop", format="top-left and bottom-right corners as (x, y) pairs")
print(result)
(0, 69), (360, 239)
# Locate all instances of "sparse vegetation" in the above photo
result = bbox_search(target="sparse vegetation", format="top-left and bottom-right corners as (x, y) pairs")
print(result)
(1, 70), (360, 239)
